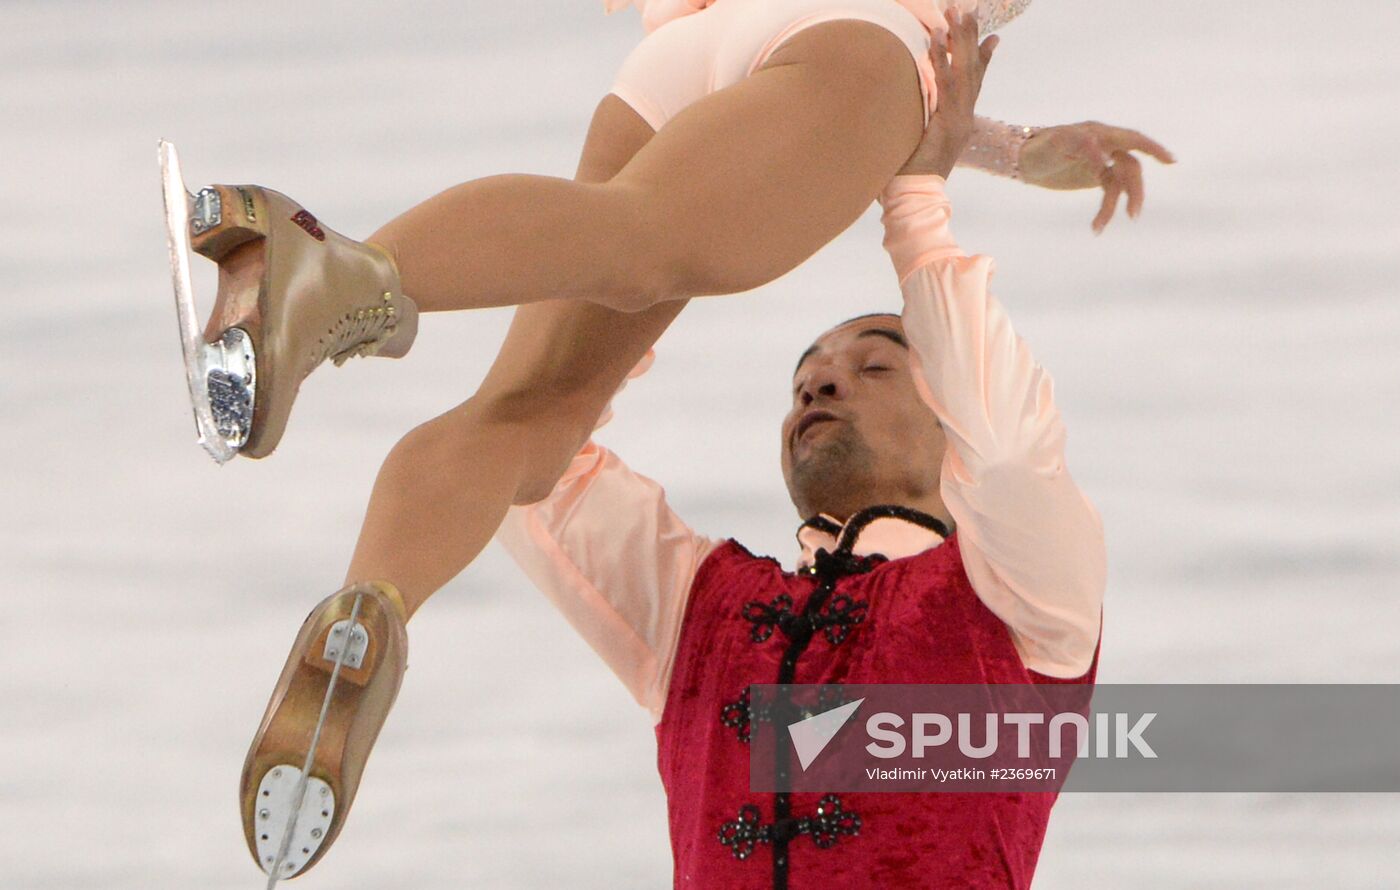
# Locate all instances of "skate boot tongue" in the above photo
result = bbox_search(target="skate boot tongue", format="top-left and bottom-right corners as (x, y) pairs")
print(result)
(321, 292), (402, 367)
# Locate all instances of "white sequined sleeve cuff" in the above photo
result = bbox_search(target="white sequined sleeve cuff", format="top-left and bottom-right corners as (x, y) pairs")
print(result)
(958, 116), (1039, 180)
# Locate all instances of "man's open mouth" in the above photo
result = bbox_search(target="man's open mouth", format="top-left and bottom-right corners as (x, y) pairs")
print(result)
(794, 409), (841, 446)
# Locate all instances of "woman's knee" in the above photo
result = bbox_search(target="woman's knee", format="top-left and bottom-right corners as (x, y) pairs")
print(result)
(474, 404), (594, 505)
(430, 392), (599, 502)
(384, 414), (554, 505)
(572, 182), (693, 311)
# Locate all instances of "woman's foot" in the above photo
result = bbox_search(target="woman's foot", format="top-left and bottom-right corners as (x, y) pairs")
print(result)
(240, 581), (408, 880)
(192, 183), (419, 459)
(160, 143), (417, 461)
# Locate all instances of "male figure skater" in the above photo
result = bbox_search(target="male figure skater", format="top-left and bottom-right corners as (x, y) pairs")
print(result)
(494, 53), (1106, 890)
(238, 18), (1121, 885)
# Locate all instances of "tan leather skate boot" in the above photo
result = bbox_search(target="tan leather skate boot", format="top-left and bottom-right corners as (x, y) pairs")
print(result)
(240, 581), (408, 880)
(186, 182), (418, 459)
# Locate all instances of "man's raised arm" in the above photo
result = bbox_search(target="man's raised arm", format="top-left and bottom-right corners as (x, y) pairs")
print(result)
(882, 8), (1104, 677)
(880, 173), (1105, 677)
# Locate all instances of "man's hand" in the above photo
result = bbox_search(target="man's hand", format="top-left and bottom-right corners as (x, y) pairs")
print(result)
(897, 8), (998, 178)
(1019, 121), (1176, 233)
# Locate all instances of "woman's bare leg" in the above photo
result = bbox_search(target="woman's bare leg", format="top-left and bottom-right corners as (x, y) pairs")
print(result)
(346, 97), (688, 618)
(345, 20), (925, 615)
(371, 19), (925, 313)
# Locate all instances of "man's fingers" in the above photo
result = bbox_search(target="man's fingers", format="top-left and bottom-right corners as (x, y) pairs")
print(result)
(942, 6), (977, 71)
(930, 33), (951, 79)
(931, 8), (995, 119)
(955, 10), (981, 70)
(979, 34), (1000, 67)
(1115, 153), (1145, 218)
(929, 34), (952, 109)
(942, 7), (961, 47)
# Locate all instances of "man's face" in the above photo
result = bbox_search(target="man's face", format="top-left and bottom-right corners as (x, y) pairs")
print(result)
(781, 315), (947, 520)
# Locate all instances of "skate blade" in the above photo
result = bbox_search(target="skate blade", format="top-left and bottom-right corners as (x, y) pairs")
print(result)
(158, 140), (256, 464)
(253, 764), (336, 880)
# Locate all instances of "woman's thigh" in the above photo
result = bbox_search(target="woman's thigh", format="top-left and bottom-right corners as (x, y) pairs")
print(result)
(454, 12), (925, 485)
(468, 96), (690, 497)
(611, 18), (926, 300)
(471, 14), (925, 435)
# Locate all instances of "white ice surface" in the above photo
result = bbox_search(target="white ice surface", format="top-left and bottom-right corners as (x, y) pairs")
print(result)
(1, 1), (1398, 887)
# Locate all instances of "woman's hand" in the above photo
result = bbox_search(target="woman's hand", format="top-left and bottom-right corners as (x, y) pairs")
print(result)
(897, 8), (999, 179)
(1018, 121), (1176, 233)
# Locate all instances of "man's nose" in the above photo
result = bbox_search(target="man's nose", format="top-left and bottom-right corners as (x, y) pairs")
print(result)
(799, 366), (847, 405)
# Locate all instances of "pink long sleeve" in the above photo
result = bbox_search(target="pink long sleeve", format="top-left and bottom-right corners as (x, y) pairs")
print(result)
(879, 173), (1106, 678)
(494, 375), (718, 723)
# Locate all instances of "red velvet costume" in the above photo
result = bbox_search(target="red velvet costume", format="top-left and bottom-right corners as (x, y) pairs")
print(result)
(656, 512), (1100, 889)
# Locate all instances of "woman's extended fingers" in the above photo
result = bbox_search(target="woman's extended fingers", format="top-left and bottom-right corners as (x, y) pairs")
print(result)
(1016, 120), (1173, 230)
(1090, 124), (1174, 230)
(1092, 172), (1123, 234)
(1100, 124), (1176, 165)
(1092, 154), (1143, 232)
(1116, 152), (1146, 218)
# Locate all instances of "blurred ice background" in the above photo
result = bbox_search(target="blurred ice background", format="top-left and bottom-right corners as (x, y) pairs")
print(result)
(2, 0), (1398, 887)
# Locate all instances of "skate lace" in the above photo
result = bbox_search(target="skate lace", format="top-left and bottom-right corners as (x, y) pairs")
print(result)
(321, 297), (398, 367)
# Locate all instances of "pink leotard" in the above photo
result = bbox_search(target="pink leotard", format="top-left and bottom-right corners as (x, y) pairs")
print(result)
(605, 0), (1038, 177)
